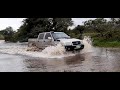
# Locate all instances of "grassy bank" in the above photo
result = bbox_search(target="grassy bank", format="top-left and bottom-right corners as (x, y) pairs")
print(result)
(84, 33), (120, 47)
(93, 39), (120, 47)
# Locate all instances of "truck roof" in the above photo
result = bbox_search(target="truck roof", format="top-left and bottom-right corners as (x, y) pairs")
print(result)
(40, 31), (64, 34)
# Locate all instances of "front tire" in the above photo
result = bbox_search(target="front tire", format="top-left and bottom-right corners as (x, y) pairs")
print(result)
(28, 43), (36, 47)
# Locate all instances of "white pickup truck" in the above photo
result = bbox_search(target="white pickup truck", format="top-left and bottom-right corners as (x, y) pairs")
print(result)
(28, 31), (84, 51)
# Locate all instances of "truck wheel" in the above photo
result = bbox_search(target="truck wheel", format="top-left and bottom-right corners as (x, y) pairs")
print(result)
(80, 44), (84, 49)
(28, 43), (31, 47)
(28, 43), (35, 47)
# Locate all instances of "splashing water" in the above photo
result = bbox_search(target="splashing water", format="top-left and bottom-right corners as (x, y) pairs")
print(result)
(41, 44), (66, 56)
(80, 36), (93, 53)
(0, 36), (93, 58)
(0, 40), (5, 44)
(0, 40), (75, 58)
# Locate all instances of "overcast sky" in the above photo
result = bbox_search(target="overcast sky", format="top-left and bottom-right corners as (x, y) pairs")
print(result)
(0, 18), (109, 31)
(0, 18), (25, 30)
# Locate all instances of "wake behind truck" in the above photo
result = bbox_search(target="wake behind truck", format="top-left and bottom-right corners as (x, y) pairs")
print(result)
(28, 31), (84, 51)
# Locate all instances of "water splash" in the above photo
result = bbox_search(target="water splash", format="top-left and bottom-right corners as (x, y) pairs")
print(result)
(41, 44), (66, 56)
(0, 40), (74, 58)
(0, 40), (5, 44)
(0, 36), (93, 58)
(80, 36), (93, 53)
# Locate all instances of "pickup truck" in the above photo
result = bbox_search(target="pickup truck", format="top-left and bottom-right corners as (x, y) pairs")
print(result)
(28, 31), (84, 51)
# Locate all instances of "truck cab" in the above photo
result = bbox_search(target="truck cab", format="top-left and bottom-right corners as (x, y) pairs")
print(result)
(36, 32), (55, 49)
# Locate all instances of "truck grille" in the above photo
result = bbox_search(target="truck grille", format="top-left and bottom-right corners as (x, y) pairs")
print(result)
(72, 41), (81, 45)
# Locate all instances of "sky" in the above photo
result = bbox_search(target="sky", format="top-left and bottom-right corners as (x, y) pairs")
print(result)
(0, 18), (109, 31)
(70, 18), (97, 29)
(0, 18), (25, 30)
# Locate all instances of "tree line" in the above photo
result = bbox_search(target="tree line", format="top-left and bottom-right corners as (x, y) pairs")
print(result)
(84, 18), (120, 41)
(1, 18), (120, 42)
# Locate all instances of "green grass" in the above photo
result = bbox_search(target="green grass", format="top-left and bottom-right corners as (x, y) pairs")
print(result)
(84, 33), (120, 47)
(93, 39), (120, 47)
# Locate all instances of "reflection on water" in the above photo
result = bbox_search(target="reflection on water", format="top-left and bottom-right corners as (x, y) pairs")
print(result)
(64, 53), (85, 65)
(0, 53), (28, 72)
(24, 54), (85, 72)
(1, 37), (120, 72)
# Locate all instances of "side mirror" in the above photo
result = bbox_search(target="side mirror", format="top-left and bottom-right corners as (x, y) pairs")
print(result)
(48, 37), (52, 40)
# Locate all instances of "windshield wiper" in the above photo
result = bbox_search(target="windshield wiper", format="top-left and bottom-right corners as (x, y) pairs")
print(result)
(55, 37), (70, 40)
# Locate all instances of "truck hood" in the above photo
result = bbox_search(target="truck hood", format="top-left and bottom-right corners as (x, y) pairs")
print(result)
(58, 38), (81, 43)
(57, 38), (84, 46)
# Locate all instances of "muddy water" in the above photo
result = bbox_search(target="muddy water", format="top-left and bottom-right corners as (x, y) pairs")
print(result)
(0, 53), (28, 72)
(0, 39), (120, 72)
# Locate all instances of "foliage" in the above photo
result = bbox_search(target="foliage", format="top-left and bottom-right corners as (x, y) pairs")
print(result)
(84, 18), (120, 40)
(2, 18), (120, 47)
(16, 18), (73, 42)
(0, 27), (17, 42)
(0, 27), (16, 42)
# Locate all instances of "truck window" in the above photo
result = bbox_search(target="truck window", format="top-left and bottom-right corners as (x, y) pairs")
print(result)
(45, 33), (52, 39)
(39, 33), (44, 39)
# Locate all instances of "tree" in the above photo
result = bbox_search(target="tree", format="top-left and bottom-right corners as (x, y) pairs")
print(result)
(0, 26), (15, 42)
(74, 25), (85, 39)
(17, 18), (73, 42)
(84, 18), (107, 36)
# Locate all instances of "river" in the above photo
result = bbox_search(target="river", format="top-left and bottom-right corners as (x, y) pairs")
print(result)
(0, 37), (120, 72)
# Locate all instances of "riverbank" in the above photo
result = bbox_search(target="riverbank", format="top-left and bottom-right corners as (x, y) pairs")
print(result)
(84, 33), (120, 47)
(93, 40), (120, 47)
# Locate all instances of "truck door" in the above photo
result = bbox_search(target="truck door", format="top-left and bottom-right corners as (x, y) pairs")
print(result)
(44, 32), (53, 47)
(36, 33), (45, 49)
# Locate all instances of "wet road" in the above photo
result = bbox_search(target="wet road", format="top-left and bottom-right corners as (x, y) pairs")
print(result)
(23, 48), (120, 72)
(0, 53), (27, 72)
(1, 40), (120, 72)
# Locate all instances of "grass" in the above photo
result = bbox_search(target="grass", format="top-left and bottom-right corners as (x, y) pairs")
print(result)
(93, 39), (120, 47)
(83, 33), (120, 47)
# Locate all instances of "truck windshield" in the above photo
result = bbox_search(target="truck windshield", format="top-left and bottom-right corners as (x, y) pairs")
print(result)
(52, 32), (70, 40)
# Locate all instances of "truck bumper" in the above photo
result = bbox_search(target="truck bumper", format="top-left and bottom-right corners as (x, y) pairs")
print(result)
(65, 44), (84, 51)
